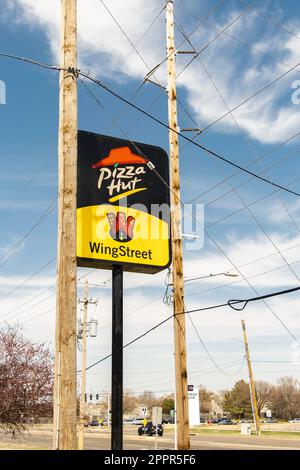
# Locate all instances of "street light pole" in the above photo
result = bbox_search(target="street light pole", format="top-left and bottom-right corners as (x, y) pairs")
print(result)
(184, 272), (239, 283)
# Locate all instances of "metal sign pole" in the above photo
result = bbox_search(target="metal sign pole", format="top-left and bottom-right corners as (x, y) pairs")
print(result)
(111, 265), (123, 450)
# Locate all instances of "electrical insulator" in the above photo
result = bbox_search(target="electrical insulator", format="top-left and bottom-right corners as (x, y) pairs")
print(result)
(77, 320), (83, 339)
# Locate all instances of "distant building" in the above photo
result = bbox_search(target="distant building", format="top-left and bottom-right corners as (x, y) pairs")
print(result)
(210, 396), (224, 419)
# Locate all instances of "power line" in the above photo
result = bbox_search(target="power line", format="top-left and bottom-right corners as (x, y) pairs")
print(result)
(189, 130), (300, 203)
(185, 300), (246, 377)
(98, 0), (161, 86)
(98, 0), (170, 118)
(97, 0), (207, 155)
(1, 16), (298, 384)
(1, 51), (298, 197)
(98, 255), (300, 339)
(174, 23), (300, 286)
(172, 15), (300, 206)
(102, 1), (166, 74)
(187, 258), (300, 301)
(83, 313), (173, 372)
(205, 171), (300, 231)
(0, 0), (221, 140)
(4, 268), (108, 325)
(83, 285), (300, 372)
(124, 359), (246, 390)
(93, 0), (207, 151)
(0, 151), (55, 223)
(2, 290), (55, 324)
(0, 197), (57, 269)
(0, 52), (60, 71)
(175, 15), (300, 209)
(192, 148), (300, 209)
(80, 33), (300, 346)
(175, 4), (300, 78)
(197, 59), (300, 135)
(0, 257), (56, 303)
(23, 307), (55, 325)
(0, 280), (57, 323)
(2, 51), (299, 343)
(78, 70), (300, 198)
(78, 74), (300, 344)
(228, 286), (300, 312)
(238, 0), (300, 41)
(174, 6), (300, 136)
(0, 266), (80, 322)
(252, 360), (300, 363)
(144, 0), (226, 82)
(175, 5), (252, 80)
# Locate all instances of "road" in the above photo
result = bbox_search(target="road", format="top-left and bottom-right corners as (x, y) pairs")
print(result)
(1, 427), (300, 450)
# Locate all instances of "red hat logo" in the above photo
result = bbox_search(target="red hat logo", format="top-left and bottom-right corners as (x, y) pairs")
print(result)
(92, 147), (145, 168)
(107, 212), (135, 242)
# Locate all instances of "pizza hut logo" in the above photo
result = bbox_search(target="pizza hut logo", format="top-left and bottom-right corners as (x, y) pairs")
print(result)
(107, 212), (135, 242)
(92, 147), (147, 203)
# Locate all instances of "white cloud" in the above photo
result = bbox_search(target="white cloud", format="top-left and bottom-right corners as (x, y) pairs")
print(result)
(0, 274), (54, 291)
(2, 1), (300, 392)
(265, 198), (300, 225)
(183, 230), (300, 302)
(4, 0), (165, 79)
(3, 1), (300, 144)
(1, 233), (299, 393)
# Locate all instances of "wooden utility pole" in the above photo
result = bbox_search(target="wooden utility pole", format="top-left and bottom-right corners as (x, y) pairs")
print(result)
(166, 0), (190, 450)
(53, 0), (78, 450)
(78, 279), (88, 450)
(241, 320), (261, 435)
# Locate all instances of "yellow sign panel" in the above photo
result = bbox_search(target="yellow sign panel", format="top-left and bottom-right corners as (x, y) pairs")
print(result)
(77, 204), (170, 271)
(77, 131), (171, 273)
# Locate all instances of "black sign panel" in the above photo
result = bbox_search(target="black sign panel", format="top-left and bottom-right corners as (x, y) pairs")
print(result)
(77, 130), (171, 273)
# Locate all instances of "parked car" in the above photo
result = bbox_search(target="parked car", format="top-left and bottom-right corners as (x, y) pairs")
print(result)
(217, 418), (236, 425)
(123, 418), (133, 424)
(138, 421), (163, 437)
(289, 418), (300, 423)
(162, 417), (172, 424)
(207, 418), (220, 424)
(132, 418), (144, 425)
(102, 419), (111, 426)
(88, 419), (102, 427)
(200, 417), (206, 423)
(263, 418), (278, 423)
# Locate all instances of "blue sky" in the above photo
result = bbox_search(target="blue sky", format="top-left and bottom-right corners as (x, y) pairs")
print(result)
(1, 0), (300, 396)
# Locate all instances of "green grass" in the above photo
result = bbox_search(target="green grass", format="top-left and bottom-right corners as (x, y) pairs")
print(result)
(261, 431), (300, 439)
(165, 427), (300, 439)
(189, 429), (240, 435)
(0, 441), (48, 450)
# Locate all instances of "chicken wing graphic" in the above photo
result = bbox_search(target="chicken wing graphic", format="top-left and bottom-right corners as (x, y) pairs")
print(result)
(107, 212), (135, 242)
